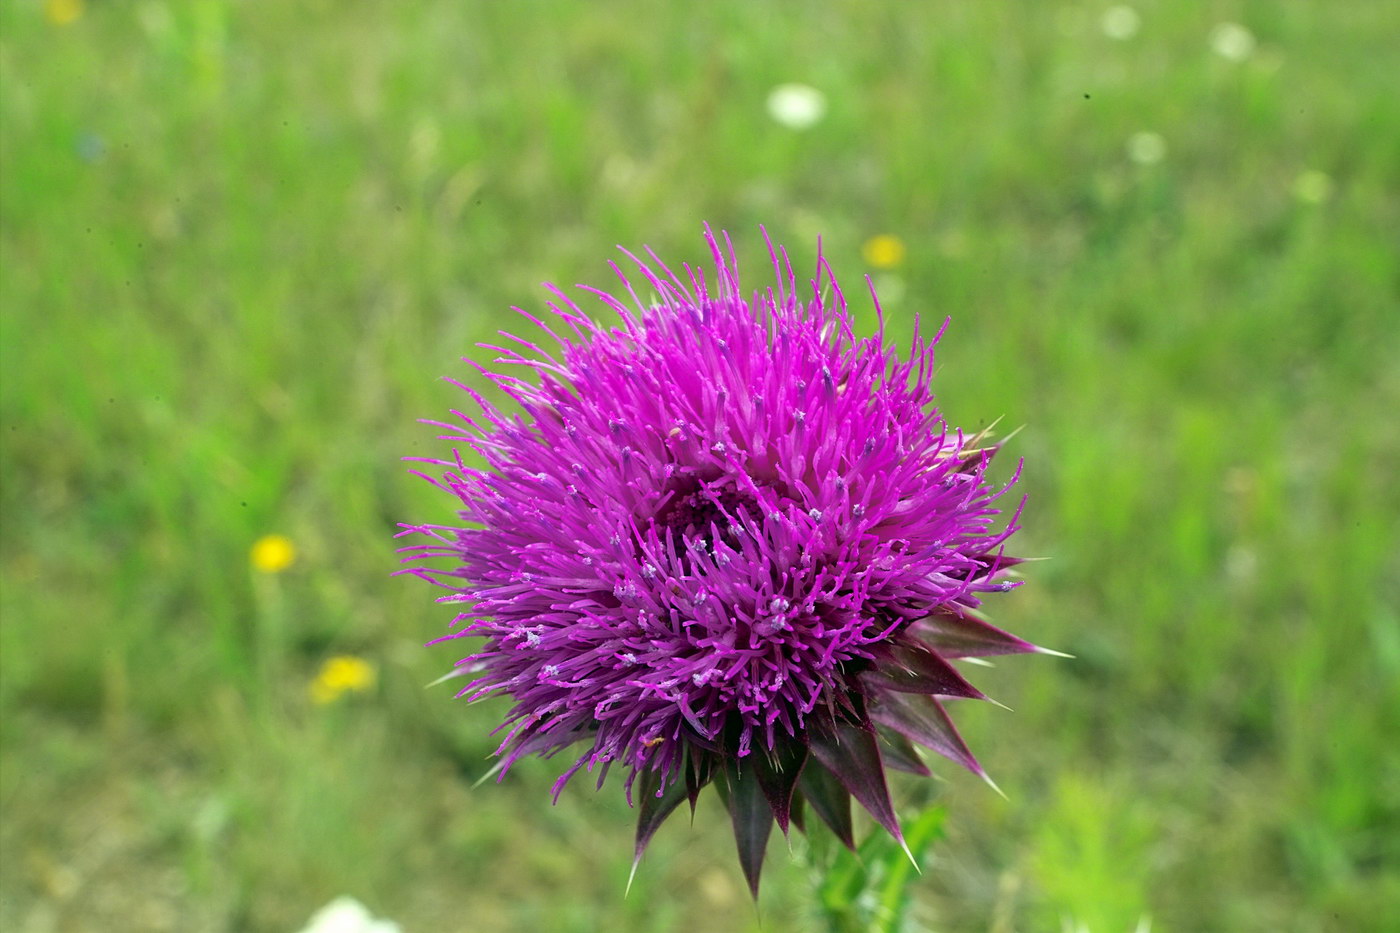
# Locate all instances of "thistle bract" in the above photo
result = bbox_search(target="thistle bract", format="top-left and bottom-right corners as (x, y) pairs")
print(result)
(399, 228), (1049, 895)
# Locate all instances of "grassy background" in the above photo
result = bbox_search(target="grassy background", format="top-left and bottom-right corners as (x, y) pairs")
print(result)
(2, 1), (1397, 930)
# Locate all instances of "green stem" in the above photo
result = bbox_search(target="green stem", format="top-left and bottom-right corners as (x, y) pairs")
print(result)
(807, 805), (947, 933)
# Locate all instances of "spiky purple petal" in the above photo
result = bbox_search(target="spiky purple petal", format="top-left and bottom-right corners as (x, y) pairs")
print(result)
(808, 716), (904, 845)
(797, 762), (855, 850)
(751, 738), (808, 836)
(401, 227), (1041, 896)
(868, 690), (986, 779)
(723, 757), (775, 899)
(908, 608), (1048, 659)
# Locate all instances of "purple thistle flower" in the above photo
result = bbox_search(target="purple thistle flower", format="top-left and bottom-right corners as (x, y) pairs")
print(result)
(398, 227), (1053, 897)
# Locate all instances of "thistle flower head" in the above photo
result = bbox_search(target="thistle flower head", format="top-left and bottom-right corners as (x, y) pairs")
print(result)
(399, 227), (1049, 895)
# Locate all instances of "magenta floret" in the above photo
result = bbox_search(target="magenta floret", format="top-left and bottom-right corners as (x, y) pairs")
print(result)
(398, 227), (1047, 895)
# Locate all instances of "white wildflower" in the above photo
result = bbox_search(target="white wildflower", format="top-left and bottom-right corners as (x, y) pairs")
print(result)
(766, 83), (827, 130)
(1293, 170), (1334, 204)
(297, 897), (401, 933)
(1100, 6), (1140, 40)
(1210, 23), (1256, 62)
(1126, 131), (1167, 165)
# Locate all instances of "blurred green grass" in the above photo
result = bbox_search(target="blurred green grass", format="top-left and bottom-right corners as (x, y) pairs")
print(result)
(2, 1), (1397, 930)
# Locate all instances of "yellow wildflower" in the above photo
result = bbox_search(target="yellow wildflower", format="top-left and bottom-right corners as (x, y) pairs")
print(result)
(861, 234), (907, 270)
(310, 656), (377, 705)
(45, 0), (84, 26)
(250, 534), (296, 573)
